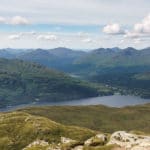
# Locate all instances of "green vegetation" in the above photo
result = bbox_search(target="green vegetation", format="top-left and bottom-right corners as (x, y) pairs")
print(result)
(83, 145), (116, 150)
(0, 111), (95, 150)
(0, 47), (150, 100)
(15, 47), (150, 98)
(19, 104), (150, 133)
(89, 67), (150, 98)
(0, 104), (150, 149)
(0, 58), (112, 108)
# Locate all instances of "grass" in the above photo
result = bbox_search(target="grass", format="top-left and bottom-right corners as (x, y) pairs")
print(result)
(18, 104), (150, 134)
(0, 111), (95, 150)
(0, 104), (150, 149)
(83, 145), (117, 150)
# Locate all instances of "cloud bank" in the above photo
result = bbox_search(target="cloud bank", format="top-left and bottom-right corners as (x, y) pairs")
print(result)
(0, 16), (29, 25)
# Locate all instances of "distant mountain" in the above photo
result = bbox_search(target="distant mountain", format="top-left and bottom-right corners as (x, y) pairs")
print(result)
(74, 47), (150, 73)
(0, 47), (150, 74)
(0, 48), (33, 58)
(19, 47), (86, 72)
(0, 58), (111, 108)
(48, 47), (85, 57)
(0, 49), (15, 58)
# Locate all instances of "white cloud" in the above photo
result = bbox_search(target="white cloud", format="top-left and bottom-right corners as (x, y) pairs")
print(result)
(0, 16), (30, 25)
(37, 34), (57, 41)
(133, 14), (150, 34)
(124, 32), (141, 39)
(82, 38), (93, 43)
(0, 0), (149, 25)
(133, 38), (141, 44)
(20, 31), (36, 36)
(10, 16), (29, 25)
(0, 17), (6, 24)
(103, 23), (125, 35)
(77, 32), (89, 38)
(124, 14), (150, 39)
(8, 34), (21, 40)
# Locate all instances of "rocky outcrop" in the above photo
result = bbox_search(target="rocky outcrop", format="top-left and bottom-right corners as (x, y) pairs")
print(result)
(23, 140), (49, 149)
(23, 131), (150, 150)
(108, 131), (150, 150)
(61, 137), (77, 144)
(84, 133), (108, 146)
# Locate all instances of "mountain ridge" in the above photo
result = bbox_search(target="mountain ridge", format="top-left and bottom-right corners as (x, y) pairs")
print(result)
(0, 58), (112, 108)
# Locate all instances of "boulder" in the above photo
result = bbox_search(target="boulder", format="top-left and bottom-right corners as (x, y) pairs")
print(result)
(61, 137), (77, 144)
(72, 146), (84, 150)
(84, 134), (108, 146)
(108, 131), (150, 150)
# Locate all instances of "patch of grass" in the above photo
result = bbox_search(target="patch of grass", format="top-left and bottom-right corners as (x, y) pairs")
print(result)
(83, 144), (117, 150)
(18, 104), (150, 133)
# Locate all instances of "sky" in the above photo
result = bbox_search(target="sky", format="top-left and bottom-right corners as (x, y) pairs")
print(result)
(0, 0), (150, 49)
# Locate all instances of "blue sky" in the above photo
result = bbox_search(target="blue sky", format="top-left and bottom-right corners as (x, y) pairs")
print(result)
(0, 0), (149, 49)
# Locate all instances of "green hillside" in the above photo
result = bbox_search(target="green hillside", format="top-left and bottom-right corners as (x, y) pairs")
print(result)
(0, 58), (112, 108)
(74, 48), (150, 72)
(0, 112), (95, 150)
(1, 104), (150, 150)
(19, 104), (150, 133)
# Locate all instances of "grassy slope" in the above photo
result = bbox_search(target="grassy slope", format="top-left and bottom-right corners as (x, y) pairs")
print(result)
(0, 58), (112, 108)
(0, 111), (95, 150)
(19, 104), (150, 133)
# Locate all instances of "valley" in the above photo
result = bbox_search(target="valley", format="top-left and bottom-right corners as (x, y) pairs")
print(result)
(0, 1), (150, 149)
(0, 47), (150, 150)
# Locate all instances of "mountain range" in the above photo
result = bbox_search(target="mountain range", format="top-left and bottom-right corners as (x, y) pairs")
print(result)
(0, 47), (150, 75)
(0, 47), (150, 98)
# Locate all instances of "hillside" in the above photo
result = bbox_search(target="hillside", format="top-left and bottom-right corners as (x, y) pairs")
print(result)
(19, 104), (150, 134)
(0, 58), (111, 108)
(74, 47), (150, 71)
(0, 111), (95, 150)
(89, 68), (150, 98)
(0, 105), (150, 150)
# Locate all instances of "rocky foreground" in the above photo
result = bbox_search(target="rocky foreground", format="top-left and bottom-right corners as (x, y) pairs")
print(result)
(23, 131), (150, 150)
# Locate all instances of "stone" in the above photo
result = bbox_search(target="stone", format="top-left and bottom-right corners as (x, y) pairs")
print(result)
(61, 137), (76, 144)
(84, 134), (107, 146)
(108, 131), (150, 150)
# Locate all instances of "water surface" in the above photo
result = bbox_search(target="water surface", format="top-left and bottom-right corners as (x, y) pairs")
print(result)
(0, 95), (150, 112)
